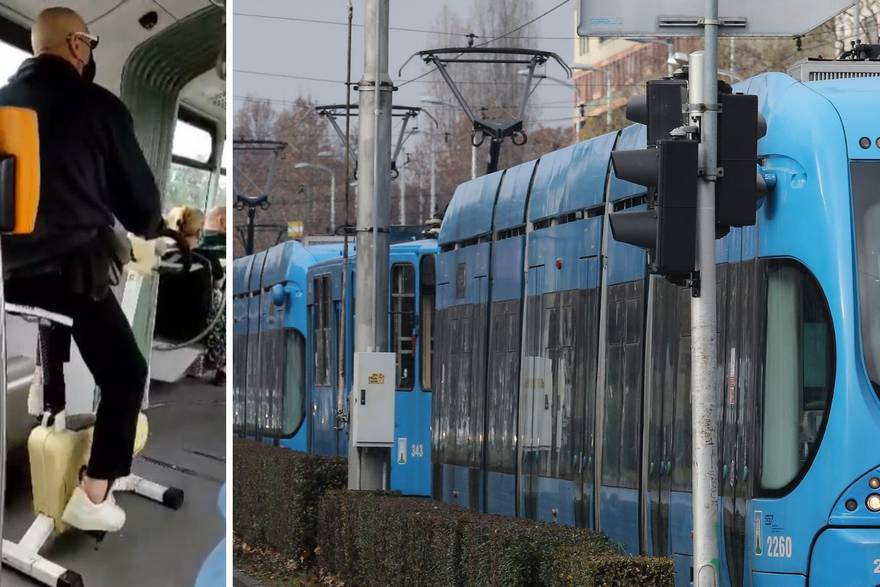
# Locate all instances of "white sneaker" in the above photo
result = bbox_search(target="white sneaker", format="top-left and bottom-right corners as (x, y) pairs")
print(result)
(62, 487), (126, 532)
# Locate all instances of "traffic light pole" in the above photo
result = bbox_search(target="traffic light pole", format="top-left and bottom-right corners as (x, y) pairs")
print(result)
(690, 1), (721, 582)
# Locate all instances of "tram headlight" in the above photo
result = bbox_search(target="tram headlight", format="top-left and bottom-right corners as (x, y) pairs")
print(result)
(866, 493), (880, 512)
(869, 477), (880, 490)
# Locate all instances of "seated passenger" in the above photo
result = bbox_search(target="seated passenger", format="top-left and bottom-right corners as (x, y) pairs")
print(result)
(0, 7), (166, 532)
(166, 205), (204, 250)
(197, 205), (225, 384)
(200, 204), (225, 251)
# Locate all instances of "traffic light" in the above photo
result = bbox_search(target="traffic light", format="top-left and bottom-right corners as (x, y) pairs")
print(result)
(609, 79), (698, 276)
(610, 140), (698, 275)
(625, 79), (687, 145)
(716, 92), (765, 228)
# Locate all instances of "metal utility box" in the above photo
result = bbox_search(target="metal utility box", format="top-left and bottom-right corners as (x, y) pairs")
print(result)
(351, 352), (395, 447)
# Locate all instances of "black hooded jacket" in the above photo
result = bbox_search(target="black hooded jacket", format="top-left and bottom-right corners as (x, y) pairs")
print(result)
(0, 54), (163, 282)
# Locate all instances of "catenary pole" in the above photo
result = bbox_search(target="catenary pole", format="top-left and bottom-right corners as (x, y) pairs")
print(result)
(349, 0), (392, 491)
(336, 0), (354, 456)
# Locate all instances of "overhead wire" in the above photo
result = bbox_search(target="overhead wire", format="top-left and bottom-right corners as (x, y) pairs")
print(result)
(397, 0), (571, 87)
(232, 9), (578, 41)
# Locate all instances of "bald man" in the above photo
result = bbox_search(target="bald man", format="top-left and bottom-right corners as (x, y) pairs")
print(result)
(0, 7), (164, 533)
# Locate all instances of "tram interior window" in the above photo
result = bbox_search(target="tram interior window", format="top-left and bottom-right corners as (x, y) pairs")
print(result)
(166, 117), (214, 212)
(391, 264), (415, 389)
(215, 140), (228, 211)
(760, 261), (833, 492)
(0, 40), (27, 83)
(313, 275), (332, 386)
(420, 256), (436, 391)
(284, 330), (306, 436)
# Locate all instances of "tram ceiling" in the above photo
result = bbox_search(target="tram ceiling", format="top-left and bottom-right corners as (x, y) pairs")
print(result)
(0, 1), (223, 96)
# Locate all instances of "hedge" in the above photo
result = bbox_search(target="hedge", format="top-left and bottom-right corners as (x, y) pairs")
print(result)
(540, 544), (675, 586)
(316, 491), (674, 587)
(233, 438), (347, 560)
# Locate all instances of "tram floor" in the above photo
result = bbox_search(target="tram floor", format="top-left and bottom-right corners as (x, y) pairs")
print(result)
(2, 377), (226, 587)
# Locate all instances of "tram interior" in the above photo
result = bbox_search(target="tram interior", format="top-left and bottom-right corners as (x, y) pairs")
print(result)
(0, 1), (226, 585)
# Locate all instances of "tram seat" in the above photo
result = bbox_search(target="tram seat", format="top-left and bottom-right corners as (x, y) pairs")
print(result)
(154, 251), (215, 343)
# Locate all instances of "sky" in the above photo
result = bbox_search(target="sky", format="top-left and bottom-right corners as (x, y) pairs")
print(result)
(233, 0), (580, 130)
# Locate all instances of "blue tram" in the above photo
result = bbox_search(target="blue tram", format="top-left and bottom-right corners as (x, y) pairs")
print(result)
(232, 241), (342, 442)
(233, 237), (438, 496)
(306, 239), (438, 495)
(432, 70), (880, 586)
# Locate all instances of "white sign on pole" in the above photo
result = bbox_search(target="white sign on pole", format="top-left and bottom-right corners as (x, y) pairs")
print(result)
(578, 0), (855, 37)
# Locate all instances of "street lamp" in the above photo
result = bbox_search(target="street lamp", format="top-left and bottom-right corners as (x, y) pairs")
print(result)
(570, 63), (612, 130)
(421, 95), (479, 180)
(294, 162), (336, 234)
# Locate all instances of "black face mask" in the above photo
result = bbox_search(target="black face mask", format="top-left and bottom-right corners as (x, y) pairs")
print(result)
(83, 53), (96, 83)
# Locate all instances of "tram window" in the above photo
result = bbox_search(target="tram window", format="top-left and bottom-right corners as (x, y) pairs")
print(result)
(283, 330), (306, 436)
(852, 161), (880, 400)
(487, 300), (520, 473)
(671, 287), (693, 492)
(420, 256), (436, 391)
(602, 282), (644, 488)
(172, 119), (212, 164)
(759, 260), (833, 493)
(313, 275), (332, 386)
(0, 40), (27, 83)
(391, 264), (416, 389)
(214, 140), (228, 210)
(166, 117), (214, 212)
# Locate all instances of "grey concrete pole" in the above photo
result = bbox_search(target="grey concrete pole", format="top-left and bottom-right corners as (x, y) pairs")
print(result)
(471, 143), (477, 179)
(329, 171), (336, 234)
(690, 39), (720, 586)
(605, 71), (611, 130)
(855, 0), (862, 40)
(399, 163), (406, 225)
(350, 0), (392, 491)
(430, 141), (436, 218)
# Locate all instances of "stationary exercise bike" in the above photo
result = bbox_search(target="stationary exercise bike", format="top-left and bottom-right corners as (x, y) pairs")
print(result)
(0, 235), (186, 587)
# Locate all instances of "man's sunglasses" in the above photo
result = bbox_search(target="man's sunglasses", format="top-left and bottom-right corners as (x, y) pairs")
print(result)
(69, 32), (99, 50)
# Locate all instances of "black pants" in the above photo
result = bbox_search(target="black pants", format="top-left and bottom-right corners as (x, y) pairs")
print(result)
(6, 275), (147, 480)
